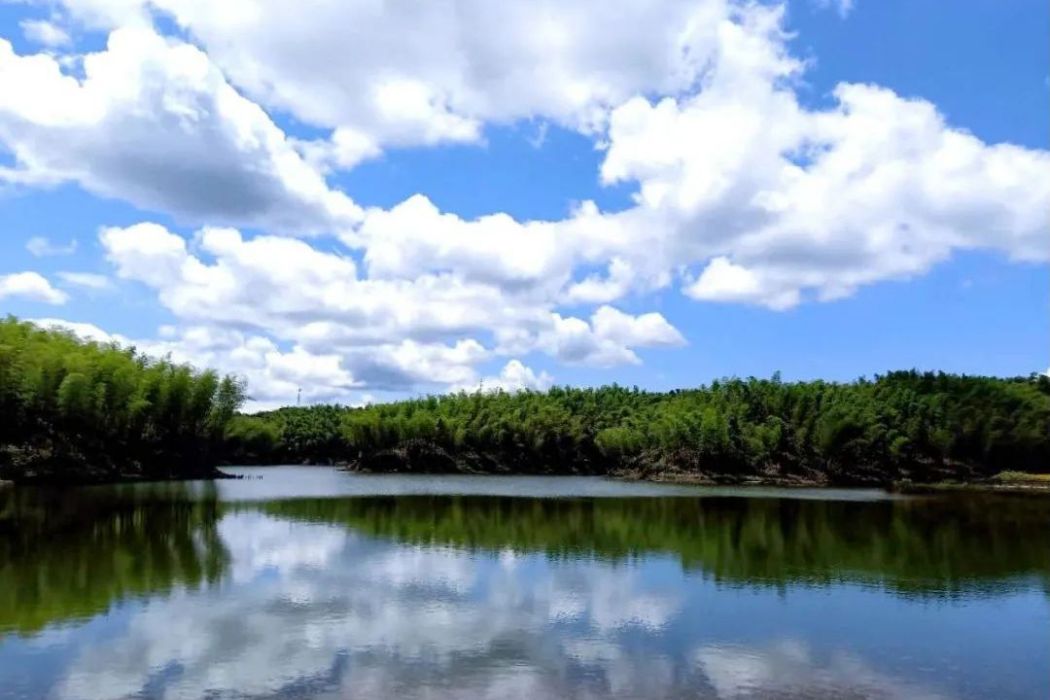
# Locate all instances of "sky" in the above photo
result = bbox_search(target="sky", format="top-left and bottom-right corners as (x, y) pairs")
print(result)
(0, 0), (1046, 410)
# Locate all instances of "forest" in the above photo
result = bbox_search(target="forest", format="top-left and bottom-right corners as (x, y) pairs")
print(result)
(2, 315), (1048, 485)
(224, 369), (1050, 485)
(0, 317), (244, 483)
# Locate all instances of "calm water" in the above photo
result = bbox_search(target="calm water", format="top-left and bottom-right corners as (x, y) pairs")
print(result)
(1, 467), (1048, 699)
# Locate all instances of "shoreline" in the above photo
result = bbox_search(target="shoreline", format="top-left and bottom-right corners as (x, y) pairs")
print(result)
(6, 464), (1049, 494)
(341, 462), (1050, 494)
(2, 468), (241, 488)
(892, 480), (1050, 495)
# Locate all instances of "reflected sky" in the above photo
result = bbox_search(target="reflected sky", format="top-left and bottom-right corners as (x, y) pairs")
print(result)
(1, 469), (1047, 700)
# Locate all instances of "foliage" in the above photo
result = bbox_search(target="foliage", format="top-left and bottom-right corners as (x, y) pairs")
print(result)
(0, 317), (245, 482)
(225, 372), (1050, 483)
(3, 313), (1046, 484)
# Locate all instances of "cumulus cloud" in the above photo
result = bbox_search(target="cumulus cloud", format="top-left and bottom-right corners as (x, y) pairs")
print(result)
(0, 27), (360, 234)
(563, 258), (656, 305)
(93, 221), (680, 400)
(346, 2), (1046, 312)
(504, 306), (685, 367)
(598, 12), (1050, 307)
(1, 0), (1047, 399)
(0, 271), (68, 304)
(685, 256), (800, 310)
(62, 0), (734, 156)
(358, 194), (571, 289)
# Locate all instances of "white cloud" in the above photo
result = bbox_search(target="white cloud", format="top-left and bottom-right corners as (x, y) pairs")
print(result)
(563, 258), (649, 305)
(502, 306), (683, 367)
(96, 221), (679, 399)
(25, 236), (77, 257)
(0, 271), (68, 304)
(358, 194), (571, 290)
(355, 196), (669, 315)
(2, 0), (1047, 400)
(96, 0), (735, 156)
(6, 2), (1046, 317)
(685, 256), (800, 310)
(0, 27), (360, 234)
(591, 305), (685, 349)
(597, 9), (1050, 308)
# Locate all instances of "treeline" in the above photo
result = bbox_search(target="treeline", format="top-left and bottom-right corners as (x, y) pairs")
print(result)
(2, 313), (1047, 485)
(224, 371), (1050, 485)
(0, 317), (244, 482)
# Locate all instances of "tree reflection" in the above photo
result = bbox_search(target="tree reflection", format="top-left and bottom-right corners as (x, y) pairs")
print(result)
(3, 486), (1048, 636)
(259, 493), (1050, 595)
(0, 483), (229, 633)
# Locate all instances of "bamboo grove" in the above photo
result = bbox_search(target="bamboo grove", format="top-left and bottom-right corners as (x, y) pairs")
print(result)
(0, 317), (245, 482)
(2, 315), (1047, 484)
(225, 371), (1050, 484)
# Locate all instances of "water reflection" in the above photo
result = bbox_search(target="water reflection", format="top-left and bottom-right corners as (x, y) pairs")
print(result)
(0, 484), (227, 634)
(258, 494), (1050, 595)
(693, 641), (954, 700)
(0, 473), (1048, 699)
(36, 516), (953, 700)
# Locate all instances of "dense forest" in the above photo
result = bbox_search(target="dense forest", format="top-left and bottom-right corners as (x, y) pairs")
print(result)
(0, 317), (244, 483)
(225, 371), (1050, 486)
(2, 315), (1048, 485)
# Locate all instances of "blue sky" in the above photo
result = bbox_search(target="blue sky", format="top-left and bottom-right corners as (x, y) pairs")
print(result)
(0, 1), (1046, 408)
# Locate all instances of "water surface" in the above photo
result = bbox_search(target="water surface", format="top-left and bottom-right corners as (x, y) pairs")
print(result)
(1, 466), (1047, 699)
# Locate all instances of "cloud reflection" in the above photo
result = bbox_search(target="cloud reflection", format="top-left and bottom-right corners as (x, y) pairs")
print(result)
(696, 641), (951, 699)
(53, 511), (966, 700)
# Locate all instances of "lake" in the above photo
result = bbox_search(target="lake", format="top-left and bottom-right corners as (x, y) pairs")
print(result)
(1, 466), (1048, 699)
